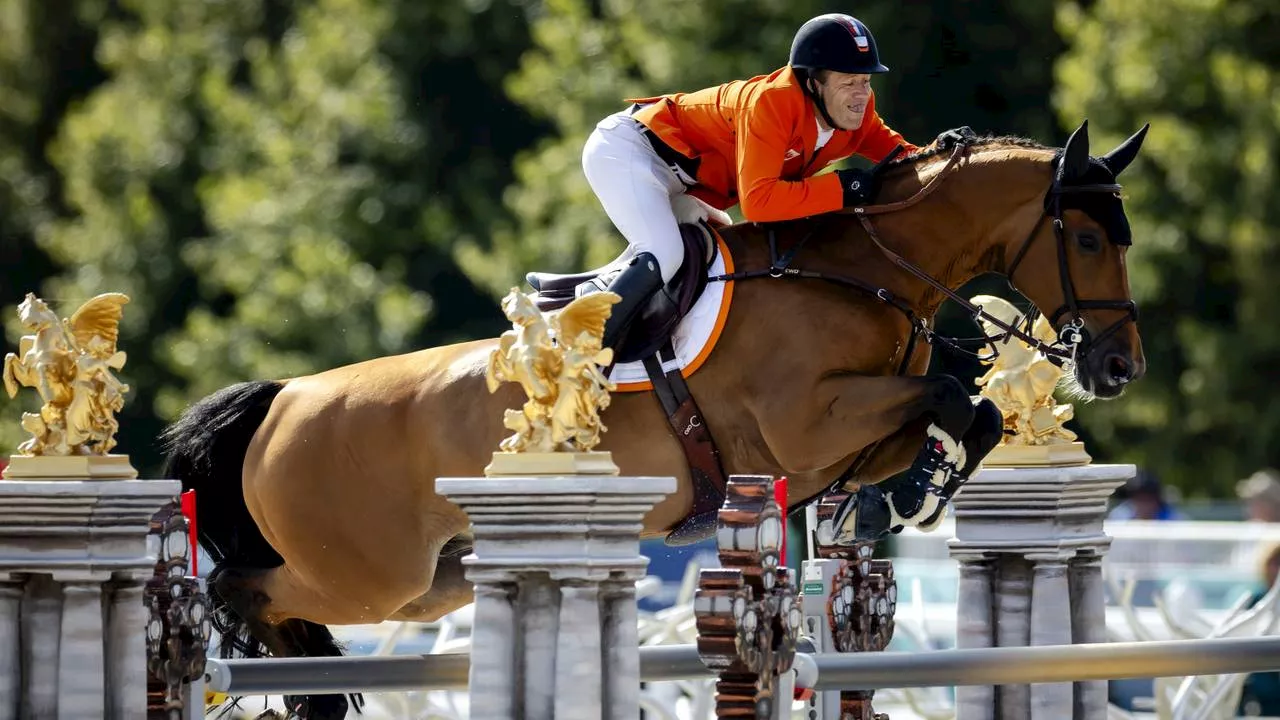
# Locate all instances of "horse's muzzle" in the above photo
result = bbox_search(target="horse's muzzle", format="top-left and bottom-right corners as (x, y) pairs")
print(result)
(1080, 336), (1145, 398)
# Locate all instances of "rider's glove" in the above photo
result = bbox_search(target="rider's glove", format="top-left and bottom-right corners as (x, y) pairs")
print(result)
(835, 168), (878, 207)
(934, 126), (978, 150)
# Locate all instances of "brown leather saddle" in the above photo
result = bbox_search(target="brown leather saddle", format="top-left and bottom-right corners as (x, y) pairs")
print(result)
(525, 220), (731, 545)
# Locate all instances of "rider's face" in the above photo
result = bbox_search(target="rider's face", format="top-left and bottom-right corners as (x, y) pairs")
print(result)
(814, 71), (872, 131)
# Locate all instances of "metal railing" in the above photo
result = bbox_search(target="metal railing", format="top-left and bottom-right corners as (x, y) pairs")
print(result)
(205, 635), (1280, 696)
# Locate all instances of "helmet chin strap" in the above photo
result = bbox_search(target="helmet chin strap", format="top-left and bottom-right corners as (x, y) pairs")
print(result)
(804, 76), (844, 131)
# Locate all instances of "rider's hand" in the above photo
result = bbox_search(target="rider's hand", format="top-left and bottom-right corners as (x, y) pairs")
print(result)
(835, 167), (878, 207)
(934, 126), (978, 150)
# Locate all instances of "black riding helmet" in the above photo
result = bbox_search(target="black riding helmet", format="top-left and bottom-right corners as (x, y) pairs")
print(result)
(789, 14), (889, 129)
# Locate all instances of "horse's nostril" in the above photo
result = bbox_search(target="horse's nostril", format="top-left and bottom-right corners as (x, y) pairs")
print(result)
(1106, 354), (1131, 383)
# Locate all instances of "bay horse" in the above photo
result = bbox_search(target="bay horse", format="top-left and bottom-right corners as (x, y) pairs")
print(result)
(162, 120), (1149, 718)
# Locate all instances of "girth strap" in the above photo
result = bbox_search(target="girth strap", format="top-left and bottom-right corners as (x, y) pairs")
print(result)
(642, 340), (730, 546)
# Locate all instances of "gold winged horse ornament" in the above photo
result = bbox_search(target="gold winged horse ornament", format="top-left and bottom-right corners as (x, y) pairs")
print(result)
(3, 292), (130, 457)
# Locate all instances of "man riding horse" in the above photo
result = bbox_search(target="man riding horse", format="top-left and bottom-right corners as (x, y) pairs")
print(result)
(161, 11), (1150, 717)
(581, 13), (979, 542)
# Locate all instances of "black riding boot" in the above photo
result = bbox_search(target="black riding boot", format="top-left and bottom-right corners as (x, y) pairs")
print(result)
(589, 251), (667, 350)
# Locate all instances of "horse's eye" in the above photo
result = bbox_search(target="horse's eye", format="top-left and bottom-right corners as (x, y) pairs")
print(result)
(1076, 231), (1102, 253)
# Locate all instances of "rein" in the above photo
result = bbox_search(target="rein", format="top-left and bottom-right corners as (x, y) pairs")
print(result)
(847, 143), (1090, 367)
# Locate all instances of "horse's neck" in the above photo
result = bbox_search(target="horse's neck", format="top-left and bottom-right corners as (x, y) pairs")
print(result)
(869, 147), (1055, 316)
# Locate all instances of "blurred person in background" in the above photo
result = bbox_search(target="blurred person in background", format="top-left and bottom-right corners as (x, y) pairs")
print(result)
(1237, 542), (1280, 716)
(1238, 469), (1280, 523)
(1107, 469), (1185, 521)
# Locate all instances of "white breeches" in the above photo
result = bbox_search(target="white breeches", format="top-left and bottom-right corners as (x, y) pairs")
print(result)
(581, 110), (690, 284)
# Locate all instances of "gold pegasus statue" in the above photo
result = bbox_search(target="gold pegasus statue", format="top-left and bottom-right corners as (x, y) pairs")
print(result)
(3, 292), (131, 458)
(971, 294), (1090, 466)
(485, 288), (620, 461)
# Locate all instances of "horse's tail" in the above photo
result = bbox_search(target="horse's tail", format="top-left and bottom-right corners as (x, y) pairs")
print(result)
(161, 379), (283, 573)
(159, 379), (285, 657)
(161, 379), (358, 718)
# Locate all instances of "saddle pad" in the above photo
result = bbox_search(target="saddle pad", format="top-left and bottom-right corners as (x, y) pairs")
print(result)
(611, 232), (735, 392)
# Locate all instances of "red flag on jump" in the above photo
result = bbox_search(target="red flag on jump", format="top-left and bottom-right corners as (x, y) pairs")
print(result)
(775, 476), (788, 566)
(180, 490), (198, 576)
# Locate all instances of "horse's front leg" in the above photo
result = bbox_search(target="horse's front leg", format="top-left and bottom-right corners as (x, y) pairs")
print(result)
(2, 355), (15, 397)
(826, 396), (1004, 542)
(756, 372), (976, 474)
(756, 372), (999, 544)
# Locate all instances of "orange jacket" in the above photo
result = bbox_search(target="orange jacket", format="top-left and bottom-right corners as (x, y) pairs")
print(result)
(627, 66), (919, 223)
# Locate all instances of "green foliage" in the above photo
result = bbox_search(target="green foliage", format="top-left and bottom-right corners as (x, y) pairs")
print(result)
(0, 0), (114, 454)
(1055, 0), (1280, 496)
(2, 0), (542, 473)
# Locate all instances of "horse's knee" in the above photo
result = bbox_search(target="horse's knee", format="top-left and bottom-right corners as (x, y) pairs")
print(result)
(919, 375), (975, 438)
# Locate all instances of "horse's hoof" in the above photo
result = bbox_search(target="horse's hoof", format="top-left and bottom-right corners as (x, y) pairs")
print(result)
(830, 485), (894, 544)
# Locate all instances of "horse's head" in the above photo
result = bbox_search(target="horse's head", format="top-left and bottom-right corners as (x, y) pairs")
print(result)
(16, 293), (59, 331)
(1003, 120), (1149, 399)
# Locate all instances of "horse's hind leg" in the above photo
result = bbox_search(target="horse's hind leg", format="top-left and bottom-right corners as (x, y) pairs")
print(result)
(388, 549), (476, 623)
(212, 566), (359, 720)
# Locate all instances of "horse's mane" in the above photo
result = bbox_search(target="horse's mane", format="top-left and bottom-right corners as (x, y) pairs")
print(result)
(886, 135), (1054, 169)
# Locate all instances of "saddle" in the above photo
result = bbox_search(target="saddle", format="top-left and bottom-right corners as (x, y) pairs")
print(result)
(527, 221), (716, 363)
(525, 220), (732, 545)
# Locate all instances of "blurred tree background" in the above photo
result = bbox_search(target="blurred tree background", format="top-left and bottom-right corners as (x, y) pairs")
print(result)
(0, 0), (1275, 501)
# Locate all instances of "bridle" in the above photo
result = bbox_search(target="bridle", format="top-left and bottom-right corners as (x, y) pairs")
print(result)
(999, 182), (1139, 366)
(710, 141), (1138, 371)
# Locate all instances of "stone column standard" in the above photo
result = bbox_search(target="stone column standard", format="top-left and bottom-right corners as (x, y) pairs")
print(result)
(106, 579), (151, 720)
(1070, 554), (1109, 719)
(436, 473), (675, 720)
(953, 556), (996, 720)
(58, 578), (106, 720)
(1028, 555), (1073, 719)
(0, 479), (180, 720)
(0, 575), (22, 720)
(948, 464), (1133, 720)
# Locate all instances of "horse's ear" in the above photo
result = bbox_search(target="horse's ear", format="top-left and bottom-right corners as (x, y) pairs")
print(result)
(1100, 123), (1150, 177)
(1058, 120), (1091, 184)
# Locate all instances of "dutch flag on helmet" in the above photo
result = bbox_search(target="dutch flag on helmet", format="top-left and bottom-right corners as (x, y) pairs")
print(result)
(835, 15), (872, 52)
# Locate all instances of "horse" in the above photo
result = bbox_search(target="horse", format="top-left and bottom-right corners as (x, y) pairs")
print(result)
(161, 119), (1149, 718)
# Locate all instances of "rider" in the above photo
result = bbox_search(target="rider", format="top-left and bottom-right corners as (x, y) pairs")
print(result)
(581, 13), (976, 349)
(581, 13), (981, 544)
